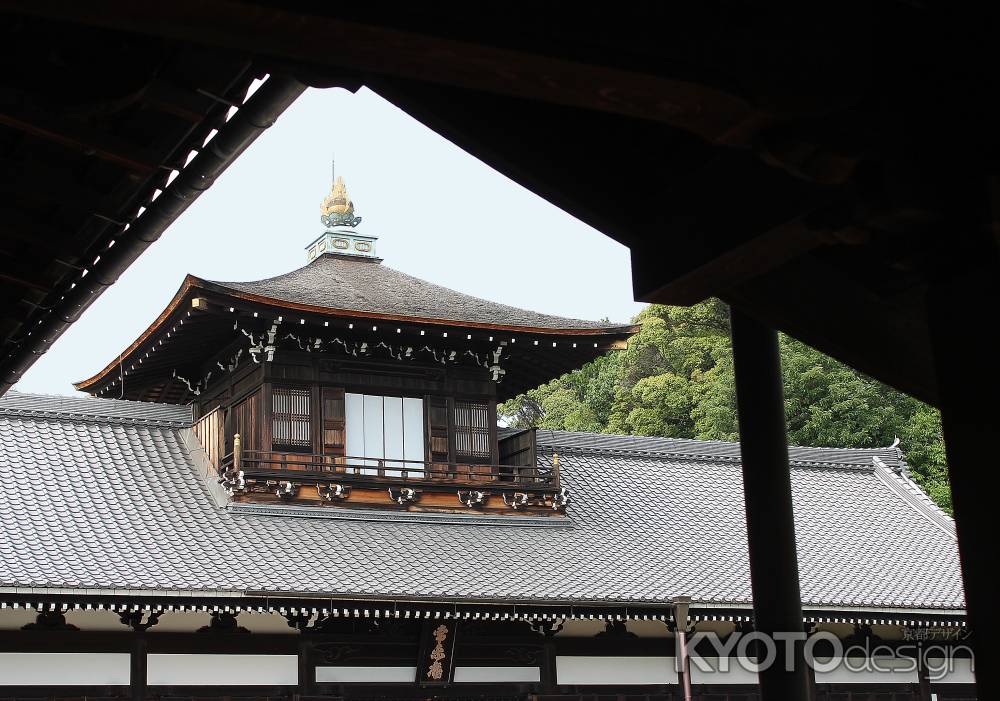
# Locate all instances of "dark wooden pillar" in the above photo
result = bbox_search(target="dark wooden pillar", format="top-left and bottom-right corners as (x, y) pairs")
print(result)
(130, 631), (147, 701)
(298, 636), (314, 693)
(540, 637), (557, 691)
(929, 274), (999, 701)
(730, 308), (811, 701)
(916, 642), (932, 701)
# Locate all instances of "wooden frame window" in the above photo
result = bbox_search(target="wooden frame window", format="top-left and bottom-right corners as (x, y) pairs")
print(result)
(345, 393), (424, 475)
(454, 400), (491, 462)
(271, 386), (311, 451)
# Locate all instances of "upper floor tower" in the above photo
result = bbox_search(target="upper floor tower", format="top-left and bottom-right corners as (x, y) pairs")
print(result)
(75, 173), (638, 517)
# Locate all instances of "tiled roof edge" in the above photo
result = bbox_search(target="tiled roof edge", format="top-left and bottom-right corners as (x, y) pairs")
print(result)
(0, 407), (191, 429)
(873, 458), (956, 538)
(0, 394), (192, 428)
(228, 502), (575, 528)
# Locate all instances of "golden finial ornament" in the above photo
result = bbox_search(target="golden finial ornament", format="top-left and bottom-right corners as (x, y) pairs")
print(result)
(320, 175), (362, 228)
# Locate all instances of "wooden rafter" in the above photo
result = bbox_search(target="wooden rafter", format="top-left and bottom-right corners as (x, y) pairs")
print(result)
(1, 0), (761, 142)
(0, 105), (162, 175)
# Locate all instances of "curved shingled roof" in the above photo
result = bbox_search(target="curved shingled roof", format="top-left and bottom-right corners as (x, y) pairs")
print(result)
(204, 253), (631, 332)
(0, 392), (964, 614)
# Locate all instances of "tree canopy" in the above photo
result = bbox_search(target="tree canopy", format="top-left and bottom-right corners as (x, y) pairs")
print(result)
(500, 300), (952, 512)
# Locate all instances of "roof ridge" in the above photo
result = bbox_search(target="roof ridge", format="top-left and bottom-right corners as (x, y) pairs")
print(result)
(538, 442), (876, 471)
(535, 429), (899, 468)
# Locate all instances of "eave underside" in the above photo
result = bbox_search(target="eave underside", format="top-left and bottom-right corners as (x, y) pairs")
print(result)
(0, 591), (968, 629)
(76, 286), (634, 402)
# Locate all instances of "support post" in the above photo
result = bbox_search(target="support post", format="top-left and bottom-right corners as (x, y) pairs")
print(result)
(916, 642), (932, 701)
(298, 636), (314, 693)
(234, 432), (241, 470)
(929, 274), (999, 701)
(672, 596), (693, 701)
(540, 637), (557, 691)
(730, 308), (811, 701)
(130, 631), (147, 701)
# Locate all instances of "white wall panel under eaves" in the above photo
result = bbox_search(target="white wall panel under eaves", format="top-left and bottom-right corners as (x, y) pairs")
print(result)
(689, 656), (760, 685)
(556, 656), (678, 685)
(453, 666), (541, 682)
(812, 657), (919, 684)
(0, 653), (130, 685)
(315, 666), (417, 682)
(929, 657), (975, 684)
(146, 654), (297, 685)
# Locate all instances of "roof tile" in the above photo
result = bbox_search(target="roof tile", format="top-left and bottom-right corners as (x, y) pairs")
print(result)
(0, 395), (964, 612)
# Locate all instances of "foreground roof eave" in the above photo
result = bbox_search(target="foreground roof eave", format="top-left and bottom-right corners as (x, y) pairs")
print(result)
(0, 585), (967, 623)
(0, 585), (966, 617)
(74, 274), (638, 392)
(193, 277), (639, 336)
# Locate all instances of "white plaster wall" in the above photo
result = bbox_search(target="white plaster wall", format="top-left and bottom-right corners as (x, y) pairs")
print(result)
(453, 666), (540, 682)
(315, 666), (416, 682)
(689, 656), (760, 685)
(625, 620), (670, 638)
(556, 656), (678, 685)
(147, 654), (297, 685)
(555, 619), (606, 637)
(0, 652), (130, 685)
(813, 657), (919, 684)
(0, 608), (37, 630)
(928, 657), (975, 684)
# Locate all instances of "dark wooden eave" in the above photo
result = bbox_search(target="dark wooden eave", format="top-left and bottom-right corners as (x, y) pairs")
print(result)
(0, 13), (307, 395)
(74, 275), (636, 402)
(5, 2), (994, 407)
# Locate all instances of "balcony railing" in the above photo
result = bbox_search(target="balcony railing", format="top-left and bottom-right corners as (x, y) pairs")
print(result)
(220, 449), (557, 490)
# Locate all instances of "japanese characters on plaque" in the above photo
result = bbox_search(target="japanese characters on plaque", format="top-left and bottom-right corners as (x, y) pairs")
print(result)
(417, 620), (459, 685)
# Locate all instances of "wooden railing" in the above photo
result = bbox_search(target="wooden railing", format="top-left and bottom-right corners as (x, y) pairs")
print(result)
(192, 406), (224, 471)
(220, 448), (557, 490)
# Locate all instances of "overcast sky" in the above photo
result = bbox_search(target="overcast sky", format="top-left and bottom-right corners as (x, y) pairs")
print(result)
(15, 86), (646, 397)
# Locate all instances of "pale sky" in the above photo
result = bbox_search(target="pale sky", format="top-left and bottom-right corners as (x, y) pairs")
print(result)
(16, 87), (646, 397)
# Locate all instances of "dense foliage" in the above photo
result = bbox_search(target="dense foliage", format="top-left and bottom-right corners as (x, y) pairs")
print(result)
(500, 300), (952, 512)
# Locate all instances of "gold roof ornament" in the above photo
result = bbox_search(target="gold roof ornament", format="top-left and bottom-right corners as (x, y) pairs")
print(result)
(320, 175), (362, 228)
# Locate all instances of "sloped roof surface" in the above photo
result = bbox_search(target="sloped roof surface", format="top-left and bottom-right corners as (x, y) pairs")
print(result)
(206, 254), (629, 331)
(0, 392), (963, 611)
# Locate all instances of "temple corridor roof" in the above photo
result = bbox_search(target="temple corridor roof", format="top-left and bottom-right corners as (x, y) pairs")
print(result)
(0, 391), (964, 614)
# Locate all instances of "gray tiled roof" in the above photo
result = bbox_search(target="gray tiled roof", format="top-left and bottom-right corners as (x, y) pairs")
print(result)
(0, 391), (192, 425)
(0, 392), (963, 612)
(205, 254), (629, 331)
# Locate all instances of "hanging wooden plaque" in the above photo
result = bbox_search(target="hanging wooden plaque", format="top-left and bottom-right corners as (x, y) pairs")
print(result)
(416, 619), (459, 685)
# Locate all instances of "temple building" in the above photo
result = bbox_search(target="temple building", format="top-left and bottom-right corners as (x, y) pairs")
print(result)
(0, 176), (971, 699)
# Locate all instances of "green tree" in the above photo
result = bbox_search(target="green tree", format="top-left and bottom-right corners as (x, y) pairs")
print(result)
(498, 299), (952, 512)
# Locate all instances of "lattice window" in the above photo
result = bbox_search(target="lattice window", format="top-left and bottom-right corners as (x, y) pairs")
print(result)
(272, 386), (311, 451)
(454, 400), (490, 461)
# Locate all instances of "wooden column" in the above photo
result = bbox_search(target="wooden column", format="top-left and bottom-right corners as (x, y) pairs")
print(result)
(916, 642), (933, 701)
(130, 631), (147, 701)
(730, 308), (811, 701)
(298, 635), (314, 693)
(672, 596), (693, 701)
(929, 274), (999, 701)
(540, 637), (558, 691)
